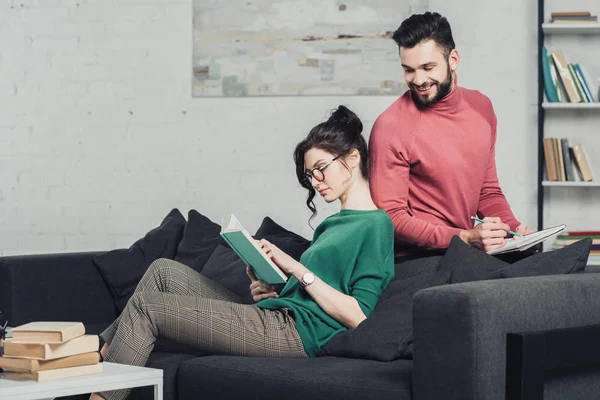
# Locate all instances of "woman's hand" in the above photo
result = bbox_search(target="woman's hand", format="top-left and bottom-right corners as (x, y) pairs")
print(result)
(258, 239), (299, 275)
(246, 266), (278, 302)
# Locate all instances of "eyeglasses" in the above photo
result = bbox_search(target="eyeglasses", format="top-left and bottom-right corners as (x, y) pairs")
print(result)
(304, 154), (345, 183)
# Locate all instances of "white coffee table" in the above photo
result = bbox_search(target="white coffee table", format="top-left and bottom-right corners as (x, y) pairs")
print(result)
(0, 362), (163, 400)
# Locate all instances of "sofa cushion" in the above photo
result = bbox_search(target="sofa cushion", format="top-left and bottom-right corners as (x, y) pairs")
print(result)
(200, 245), (254, 304)
(499, 238), (592, 278)
(319, 270), (451, 361)
(174, 209), (229, 273)
(394, 255), (443, 281)
(93, 209), (186, 312)
(437, 236), (509, 283)
(178, 356), (412, 400)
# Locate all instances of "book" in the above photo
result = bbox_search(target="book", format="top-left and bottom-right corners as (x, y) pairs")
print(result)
(543, 138), (558, 181)
(488, 224), (567, 255)
(561, 138), (574, 181)
(573, 64), (595, 102)
(3, 334), (99, 360)
(0, 362), (103, 381)
(0, 351), (101, 373)
(572, 144), (593, 181)
(542, 47), (558, 102)
(568, 64), (588, 103)
(551, 50), (582, 103)
(220, 214), (288, 284)
(11, 322), (85, 344)
(551, 12), (591, 17)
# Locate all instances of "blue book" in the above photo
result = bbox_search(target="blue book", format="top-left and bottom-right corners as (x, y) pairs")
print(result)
(574, 64), (595, 102)
(220, 214), (288, 284)
(542, 47), (559, 102)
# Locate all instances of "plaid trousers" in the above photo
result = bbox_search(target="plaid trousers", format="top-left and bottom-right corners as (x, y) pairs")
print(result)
(99, 258), (307, 400)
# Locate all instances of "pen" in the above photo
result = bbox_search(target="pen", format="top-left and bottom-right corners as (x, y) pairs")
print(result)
(471, 216), (522, 237)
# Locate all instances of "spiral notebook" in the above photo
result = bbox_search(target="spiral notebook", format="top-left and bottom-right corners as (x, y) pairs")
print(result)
(488, 224), (567, 255)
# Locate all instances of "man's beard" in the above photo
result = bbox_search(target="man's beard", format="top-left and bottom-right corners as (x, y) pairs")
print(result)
(409, 64), (453, 108)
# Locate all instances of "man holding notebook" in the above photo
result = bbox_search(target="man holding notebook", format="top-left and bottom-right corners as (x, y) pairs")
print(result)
(369, 12), (534, 261)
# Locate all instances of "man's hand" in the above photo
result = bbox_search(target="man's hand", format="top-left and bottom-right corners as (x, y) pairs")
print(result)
(459, 216), (511, 253)
(515, 223), (535, 237)
(246, 266), (278, 302)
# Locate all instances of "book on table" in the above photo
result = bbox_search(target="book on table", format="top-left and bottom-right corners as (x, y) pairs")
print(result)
(0, 351), (101, 373)
(0, 363), (103, 382)
(3, 334), (99, 360)
(11, 321), (85, 344)
(487, 224), (567, 255)
(220, 214), (288, 284)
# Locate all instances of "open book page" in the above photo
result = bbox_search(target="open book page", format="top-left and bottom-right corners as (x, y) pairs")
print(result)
(487, 224), (567, 255)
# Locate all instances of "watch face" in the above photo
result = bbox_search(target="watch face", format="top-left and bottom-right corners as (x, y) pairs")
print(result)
(303, 272), (315, 285)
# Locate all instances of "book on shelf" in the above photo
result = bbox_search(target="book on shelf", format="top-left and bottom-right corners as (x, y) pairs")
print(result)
(3, 334), (99, 360)
(551, 50), (582, 103)
(543, 138), (593, 182)
(0, 351), (101, 373)
(220, 214), (288, 284)
(0, 363), (103, 382)
(549, 11), (598, 23)
(573, 64), (595, 102)
(11, 321), (85, 344)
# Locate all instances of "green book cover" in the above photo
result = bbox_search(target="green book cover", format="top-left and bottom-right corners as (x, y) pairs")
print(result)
(220, 214), (288, 284)
(568, 64), (587, 103)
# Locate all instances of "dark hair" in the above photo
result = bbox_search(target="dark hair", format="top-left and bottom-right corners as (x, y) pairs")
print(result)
(392, 12), (455, 58)
(293, 105), (369, 223)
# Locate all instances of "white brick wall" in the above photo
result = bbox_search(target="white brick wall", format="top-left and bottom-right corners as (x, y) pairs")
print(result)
(0, 0), (596, 256)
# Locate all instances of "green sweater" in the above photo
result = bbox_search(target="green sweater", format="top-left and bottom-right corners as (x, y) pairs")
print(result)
(257, 209), (394, 357)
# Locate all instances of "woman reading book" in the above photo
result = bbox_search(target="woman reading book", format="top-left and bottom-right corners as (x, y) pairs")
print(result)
(91, 106), (394, 400)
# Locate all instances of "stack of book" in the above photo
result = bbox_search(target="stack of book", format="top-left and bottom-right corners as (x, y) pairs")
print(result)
(0, 322), (102, 381)
(554, 231), (600, 266)
(549, 11), (598, 24)
(542, 48), (596, 103)
(543, 138), (593, 182)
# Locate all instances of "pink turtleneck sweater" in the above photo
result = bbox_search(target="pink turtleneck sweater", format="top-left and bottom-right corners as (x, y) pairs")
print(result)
(369, 86), (520, 256)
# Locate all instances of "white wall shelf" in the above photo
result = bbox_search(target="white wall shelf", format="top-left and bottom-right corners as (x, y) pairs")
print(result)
(542, 102), (600, 109)
(542, 23), (600, 34)
(542, 181), (600, 187)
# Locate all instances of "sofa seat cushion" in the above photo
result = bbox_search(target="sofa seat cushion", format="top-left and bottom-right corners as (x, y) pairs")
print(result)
(178, 356), (412, 400)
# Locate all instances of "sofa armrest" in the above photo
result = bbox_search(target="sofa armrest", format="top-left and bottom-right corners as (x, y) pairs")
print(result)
(412, 273), (600, 400)
(0, 252), (117, 326)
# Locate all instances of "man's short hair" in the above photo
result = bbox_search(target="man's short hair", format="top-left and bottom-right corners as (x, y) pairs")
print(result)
(392, 12), (456, 58)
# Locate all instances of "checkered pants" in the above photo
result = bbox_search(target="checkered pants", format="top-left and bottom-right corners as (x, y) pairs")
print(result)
(99, 258), (307, 400)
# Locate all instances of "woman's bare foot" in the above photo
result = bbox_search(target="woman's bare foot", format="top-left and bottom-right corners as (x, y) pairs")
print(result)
(100, 343), (109, 359)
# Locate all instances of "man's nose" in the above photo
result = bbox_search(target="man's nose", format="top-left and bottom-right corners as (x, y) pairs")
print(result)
(413, 70), (427, 86)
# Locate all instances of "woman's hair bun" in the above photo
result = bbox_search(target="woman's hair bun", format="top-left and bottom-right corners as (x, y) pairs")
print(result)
(328, 105), (363, 135)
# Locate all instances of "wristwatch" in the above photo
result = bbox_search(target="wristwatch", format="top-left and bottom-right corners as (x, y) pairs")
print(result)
(300, 271), (316, 287)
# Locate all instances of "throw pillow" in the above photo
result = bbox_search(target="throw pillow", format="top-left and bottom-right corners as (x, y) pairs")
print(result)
(200, 245), (254, 304)
(437, 236), (509, 283)
(318, 270), (451, 361)
(174, 209), (229, 272)
(499, 237), (592, 278)
(93, 208), (187, 312)
(254, 217), (311, 261)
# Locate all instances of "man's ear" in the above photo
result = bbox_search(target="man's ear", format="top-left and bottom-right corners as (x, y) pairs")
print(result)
(448, 48), (460, 72)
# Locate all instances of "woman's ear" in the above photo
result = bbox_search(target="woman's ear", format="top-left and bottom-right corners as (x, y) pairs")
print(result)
(347, 148), (360, 169)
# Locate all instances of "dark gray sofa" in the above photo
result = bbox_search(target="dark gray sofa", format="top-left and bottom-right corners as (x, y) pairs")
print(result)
(1, 251), (600, 400)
